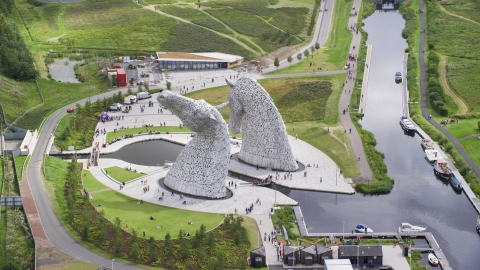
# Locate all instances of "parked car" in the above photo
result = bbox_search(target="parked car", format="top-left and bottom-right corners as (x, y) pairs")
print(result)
(379, 265), (394, 270)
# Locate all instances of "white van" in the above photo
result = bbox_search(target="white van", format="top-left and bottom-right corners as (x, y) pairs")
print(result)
(137, 92), (151, 100)
(128, 95), (137, 103)
(124, 97), (132, 105)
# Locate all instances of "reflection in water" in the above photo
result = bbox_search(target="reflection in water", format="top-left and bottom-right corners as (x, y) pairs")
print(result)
(101, 139), (183, 166)
(290, 11), (479, 269)
(48, 58), (82, 83)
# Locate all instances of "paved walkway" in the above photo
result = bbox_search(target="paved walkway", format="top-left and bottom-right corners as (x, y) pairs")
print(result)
(338, 0), (373, 182)
(358, 44), (372, 113)
(417, 0), (480, 180)
(382, 246), (411, 270)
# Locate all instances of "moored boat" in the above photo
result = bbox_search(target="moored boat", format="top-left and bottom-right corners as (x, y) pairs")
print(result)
(421, 138), (434, 150)
(425, 149), (440, 163)
(476, 216), (480, 234)
(395, 72), (402, 83)
(434, 159), (453, 180)
(400, 116), (416, 133)
(355, 224), (373, 233)
(399, 222), (427, 232)
(428, 253), (439, 266)
(449, 175), (463, 192)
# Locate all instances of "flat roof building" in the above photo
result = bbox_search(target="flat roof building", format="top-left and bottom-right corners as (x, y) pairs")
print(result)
(156, 52), (243, 70)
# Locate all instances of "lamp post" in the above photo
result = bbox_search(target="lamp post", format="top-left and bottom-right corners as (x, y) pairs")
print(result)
(342, 222), (345, 240)
(112, 259), (115, 270)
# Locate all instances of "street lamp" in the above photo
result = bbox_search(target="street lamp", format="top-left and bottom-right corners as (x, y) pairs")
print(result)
(112, 259), (115, 270)
(357, 245), (359, 269)
(342, 222), (345, 240)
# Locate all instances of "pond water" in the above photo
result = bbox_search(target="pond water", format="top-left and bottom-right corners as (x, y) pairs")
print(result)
(48, 58), (82, 83)
(101, 140), (183, 166)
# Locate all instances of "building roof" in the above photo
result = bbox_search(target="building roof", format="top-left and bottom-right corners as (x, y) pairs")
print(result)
(156, 52), (243, 63)
(251, 246), (266, 256)
(338, 245), (383, 257)
(302, 245), (331, 255)
(284, 246), (298, 256)
(324, 259), (353, 270)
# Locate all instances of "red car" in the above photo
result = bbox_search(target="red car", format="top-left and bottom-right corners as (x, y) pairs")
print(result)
(67, 108), (75, 113)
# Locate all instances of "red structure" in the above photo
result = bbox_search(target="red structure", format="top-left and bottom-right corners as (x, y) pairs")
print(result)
(116, 68), (127, 87)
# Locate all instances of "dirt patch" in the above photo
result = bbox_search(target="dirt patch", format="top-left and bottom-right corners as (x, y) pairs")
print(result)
(37, 246), (78, 269)
(441, 57), (468, 114)
(47, 34), (66, 43)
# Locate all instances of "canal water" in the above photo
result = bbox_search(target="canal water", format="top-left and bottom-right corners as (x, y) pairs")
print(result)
(48, 58), (82, 83)
(286, 11), (480, 269)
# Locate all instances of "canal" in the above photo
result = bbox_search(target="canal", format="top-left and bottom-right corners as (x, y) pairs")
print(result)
(287, 11), (479, 269)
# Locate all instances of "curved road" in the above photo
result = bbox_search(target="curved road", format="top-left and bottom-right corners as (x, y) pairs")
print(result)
(25, 1), (339, 269)
(418, 0), (480, 178)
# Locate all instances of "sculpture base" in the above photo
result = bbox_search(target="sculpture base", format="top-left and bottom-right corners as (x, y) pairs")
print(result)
(158, 178), (233, 200)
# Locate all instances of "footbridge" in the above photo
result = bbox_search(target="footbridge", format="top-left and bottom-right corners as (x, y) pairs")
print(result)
(372, 0), (406, 10)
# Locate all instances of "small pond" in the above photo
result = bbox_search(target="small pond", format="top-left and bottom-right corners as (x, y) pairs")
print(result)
(48, 58), (83, 83)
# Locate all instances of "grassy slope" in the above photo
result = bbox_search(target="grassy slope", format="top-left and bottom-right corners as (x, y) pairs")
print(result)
(104, 166), (146, 181)
(446, 57), (480, 112)
(186, 75), (359, 177)
(105, 126), (192, 142)
(82, 170), (108, 192)
(440, 0), (480, 24)
(0, 75), (40, 124)
(90, 190), (224, 240)
(267, 0), (353, 74)
(13, 156), (28, 181)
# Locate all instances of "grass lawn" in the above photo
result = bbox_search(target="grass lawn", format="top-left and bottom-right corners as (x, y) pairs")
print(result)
(54, 113), (75, 149)
(446, 57), (480, 112)
(37, 260), (102, 270)
(13, 156), (29, 181)
(267, 0), (353, 74)
(0, 75), (41, 124)
(440, 118), (480, 139)
(460, 137), (480, 167)
(90, 190), (224, 239)
(82, 170), (108, 192)
(440, 0), (480, 24)
(105, 126), (192, 142)
(104, 166), (146, 182)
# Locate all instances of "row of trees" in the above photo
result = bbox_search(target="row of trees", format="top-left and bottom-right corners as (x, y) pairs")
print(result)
(426, 52), (449, 116)
(274, 42), (320, 70)
(0, 0), (37, 81)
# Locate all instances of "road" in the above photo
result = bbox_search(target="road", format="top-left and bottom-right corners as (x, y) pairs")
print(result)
(24, 1), (340, 268)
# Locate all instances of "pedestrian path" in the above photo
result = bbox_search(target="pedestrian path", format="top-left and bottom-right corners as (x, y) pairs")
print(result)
(338, 0), (373, 183)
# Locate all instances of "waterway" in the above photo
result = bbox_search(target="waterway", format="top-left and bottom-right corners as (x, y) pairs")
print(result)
(286, 11), (480, 269)
(48, 58), (82, 83)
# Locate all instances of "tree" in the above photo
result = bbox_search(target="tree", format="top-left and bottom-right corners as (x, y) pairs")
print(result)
(166, 81), (171, 90)
(311, 46), (315, 54)
(297, 53), (302, 64)
(164, 232), (171, 249)
(287, 56), (293, 66)
(274, 57), (279, 70)
(180, 238), (189, 260)
(304, 50), (310, 58)
(207, 232), (215, 248)
(130, 243), (140, 262)
(130, 228), (138, 245)
(315, 42), (320, 52)
(149, 236), (158, 261)
(138, 84), (143, 92)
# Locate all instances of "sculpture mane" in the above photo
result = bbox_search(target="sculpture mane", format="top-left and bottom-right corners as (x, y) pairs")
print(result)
(227, 78), (298, 171)
(157, 91), (230, 198)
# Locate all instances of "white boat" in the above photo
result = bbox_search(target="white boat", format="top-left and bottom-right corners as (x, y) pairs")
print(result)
(400, 116), (416, 133)
(425, 149), (440, 163)
(434, 159), (453, 180)
(399, 222), (427, 233)
(355, 224), (373, 233)
(421, 138), (434, 150)
(428, 253), (439, 266)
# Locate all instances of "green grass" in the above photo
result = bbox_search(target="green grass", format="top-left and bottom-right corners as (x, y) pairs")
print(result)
(13, 156), (28, 181)
(90, 190), (224, 239)
(53, 113), (75, 149)
(440, 0), (480, 24)
(0, 75), (41, 124)
(440, 118), (480, 139)
(82, 170), (108, 192)
(105, 126), (192, 142)
(460, 137), (480, 167)
(104, 166), (146, 182)
(186, 75), (359, 177)
(446, 57), (480, 112)
(267, 0), (355, 74)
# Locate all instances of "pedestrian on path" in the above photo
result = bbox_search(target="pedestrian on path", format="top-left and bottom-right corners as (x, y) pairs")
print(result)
(358, 155), (360, 161)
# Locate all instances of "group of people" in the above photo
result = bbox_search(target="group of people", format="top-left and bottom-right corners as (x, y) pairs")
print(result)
(227, 181), (237, 189)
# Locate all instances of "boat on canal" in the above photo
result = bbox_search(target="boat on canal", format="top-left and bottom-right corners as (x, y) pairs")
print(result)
(355, 224), (373, 233)
(399, 116), (416, 133)
(421, 138), (434, 150)
(428, 253), (439, 266)
(476, 216), (480, 234)
(434, 159), (453, 180)
(449, 175), (463, 192)
(399, 222), (427, 233)
(425, 149), (440, 163)
(395, 72), (402, 83)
